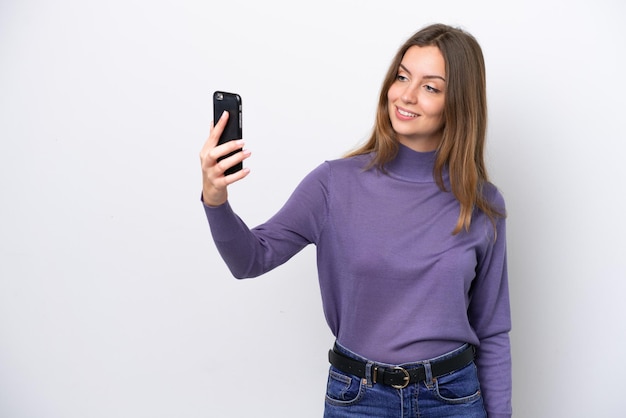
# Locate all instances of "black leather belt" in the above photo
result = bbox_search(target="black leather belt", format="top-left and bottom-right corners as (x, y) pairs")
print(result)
(328, 344), (475, 389)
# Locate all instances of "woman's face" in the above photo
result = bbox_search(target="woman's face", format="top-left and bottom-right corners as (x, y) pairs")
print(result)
(387, 45), (446, 152)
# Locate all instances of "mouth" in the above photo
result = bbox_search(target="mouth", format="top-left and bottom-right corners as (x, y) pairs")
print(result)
(395, 106), (419, 119)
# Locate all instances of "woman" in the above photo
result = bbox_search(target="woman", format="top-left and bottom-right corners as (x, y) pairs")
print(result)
(200, 23), (511, 418)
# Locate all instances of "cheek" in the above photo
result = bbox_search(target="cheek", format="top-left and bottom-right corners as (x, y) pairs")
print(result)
(387, 84), (401, 104)
(431, 111), (445, 129)
(424, 99), (445, 119)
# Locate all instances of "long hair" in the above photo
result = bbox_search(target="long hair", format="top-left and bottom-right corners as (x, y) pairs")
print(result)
(346, 23), (504, 234)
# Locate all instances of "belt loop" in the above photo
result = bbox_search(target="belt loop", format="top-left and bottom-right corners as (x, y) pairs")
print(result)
(364, 361), (375, 387)
(423, 362), (435, 389)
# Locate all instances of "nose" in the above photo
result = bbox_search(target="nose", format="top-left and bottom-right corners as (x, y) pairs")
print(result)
(401, 84), (418, 104)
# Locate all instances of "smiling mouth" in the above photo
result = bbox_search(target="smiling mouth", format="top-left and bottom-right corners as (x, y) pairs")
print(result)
(397, 107), (418, 118)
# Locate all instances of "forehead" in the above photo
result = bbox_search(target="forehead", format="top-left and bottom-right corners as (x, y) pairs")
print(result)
(400, 45), (446, 77)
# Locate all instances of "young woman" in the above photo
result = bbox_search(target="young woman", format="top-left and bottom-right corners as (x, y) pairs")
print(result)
(200, 23), (512, 418)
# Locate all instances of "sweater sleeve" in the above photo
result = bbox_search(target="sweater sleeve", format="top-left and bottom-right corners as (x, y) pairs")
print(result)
(202, 162), (330, 279)
(468, 191), (512, 418)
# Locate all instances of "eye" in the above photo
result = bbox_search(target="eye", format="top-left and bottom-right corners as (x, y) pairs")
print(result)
(396, 74), (409, 82)
(425, 85), (441, 93)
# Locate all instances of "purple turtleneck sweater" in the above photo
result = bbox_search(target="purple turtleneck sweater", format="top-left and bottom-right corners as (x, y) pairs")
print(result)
(203, 144), (512, 417)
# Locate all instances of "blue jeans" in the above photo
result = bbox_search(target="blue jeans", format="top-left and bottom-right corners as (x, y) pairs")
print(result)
(324, 343), (486, 417)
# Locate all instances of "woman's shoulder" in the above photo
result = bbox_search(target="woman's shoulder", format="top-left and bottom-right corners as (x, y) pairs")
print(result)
(300, 153), (369, 181)
(325, 153), (373, 171)
(482, 181), (506, 211)
(300, 153), (373, 188)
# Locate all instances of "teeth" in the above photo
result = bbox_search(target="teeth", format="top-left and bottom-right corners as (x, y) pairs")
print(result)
(398, 108), (418, 117)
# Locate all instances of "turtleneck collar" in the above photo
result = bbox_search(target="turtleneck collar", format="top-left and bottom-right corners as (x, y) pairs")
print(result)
(384, 143), (443, 183)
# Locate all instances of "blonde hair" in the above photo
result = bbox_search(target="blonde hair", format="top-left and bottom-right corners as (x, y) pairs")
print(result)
(346, 23), (504, 234)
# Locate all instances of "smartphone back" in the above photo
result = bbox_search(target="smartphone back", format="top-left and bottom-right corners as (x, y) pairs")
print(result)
(213, 91), (242, 144)
(213, 91), (242, 175)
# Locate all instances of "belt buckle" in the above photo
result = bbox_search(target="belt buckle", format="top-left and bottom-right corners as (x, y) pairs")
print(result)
(390, 366), (410, 389)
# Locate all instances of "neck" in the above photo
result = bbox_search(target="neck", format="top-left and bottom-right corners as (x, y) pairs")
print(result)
(397, 133), (442, 153)
(384, 143), (442, 183)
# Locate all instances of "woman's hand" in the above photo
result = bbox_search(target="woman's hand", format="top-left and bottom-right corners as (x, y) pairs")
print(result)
(199, 111), (251, 207)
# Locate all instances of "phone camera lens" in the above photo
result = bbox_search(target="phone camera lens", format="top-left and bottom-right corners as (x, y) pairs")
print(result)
(216, 92), (223, 100)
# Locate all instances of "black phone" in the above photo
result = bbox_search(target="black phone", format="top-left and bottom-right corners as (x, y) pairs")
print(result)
(213, 91), (243, 175)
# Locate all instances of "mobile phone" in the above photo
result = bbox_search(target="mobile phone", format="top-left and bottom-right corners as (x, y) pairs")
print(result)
(213, 91), (243, 175)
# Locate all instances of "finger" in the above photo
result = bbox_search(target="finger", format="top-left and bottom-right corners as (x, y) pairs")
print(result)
(209, 110), (229, 138)
(201, 111), (233, 160)
(214, 147), (251, 174)
(204, 111), (230, 151)
(223, 166), (251, 185)
(205, 139), (246, 164)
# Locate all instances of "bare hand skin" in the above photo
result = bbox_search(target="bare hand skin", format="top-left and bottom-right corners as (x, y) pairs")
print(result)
(199, 111), (251, 207)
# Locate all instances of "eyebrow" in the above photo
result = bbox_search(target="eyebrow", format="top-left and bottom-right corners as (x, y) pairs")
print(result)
(399, 63), (446, 82)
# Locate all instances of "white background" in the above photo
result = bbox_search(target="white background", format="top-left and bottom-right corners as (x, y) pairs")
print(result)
(1, 0), (625, 417)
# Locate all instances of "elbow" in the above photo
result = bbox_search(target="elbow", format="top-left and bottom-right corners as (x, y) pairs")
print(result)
(227, 262), (264, 280)
(231, 271), (255, 280)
